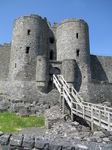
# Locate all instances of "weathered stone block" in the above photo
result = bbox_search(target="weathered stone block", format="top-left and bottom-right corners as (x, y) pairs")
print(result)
(10, 134), (23, 146)
(75, 144), (89, 150)
(0, 100), (10, 112)
(35, 139), (49, 149)
(0, 133), (11, 145)
(49, 142), (62, 150)
(62, 145), (75, 150)
(22, 135), (34, 149)
(19, 108), (30, 117)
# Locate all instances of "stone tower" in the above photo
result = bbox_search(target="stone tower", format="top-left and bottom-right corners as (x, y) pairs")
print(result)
(9, 15), (49, 80)
(56, 19), (91, 91)
(9, 15), (50, 92)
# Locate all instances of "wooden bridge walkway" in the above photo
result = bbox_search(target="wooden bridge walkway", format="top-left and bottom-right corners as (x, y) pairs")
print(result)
(53, 74), (112, 131)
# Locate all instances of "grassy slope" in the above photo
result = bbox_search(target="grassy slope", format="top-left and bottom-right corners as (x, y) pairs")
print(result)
(0, 112), (45, 133)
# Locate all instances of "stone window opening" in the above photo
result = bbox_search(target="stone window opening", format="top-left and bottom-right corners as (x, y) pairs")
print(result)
(27, 30), (31, 35)
(49, 37), (54, 44)
(26, 47), (30, 54)
(49, 50), (54, 60)
(76, 49), (80, 57)
(76, 33), (78, 39)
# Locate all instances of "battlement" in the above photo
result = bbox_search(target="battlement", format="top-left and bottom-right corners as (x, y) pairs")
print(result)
(58, 18), (88, 26)
(14, 14), (47, 23)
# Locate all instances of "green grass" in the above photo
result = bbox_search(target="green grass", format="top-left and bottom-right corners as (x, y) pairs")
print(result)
(0, 112), (45, 133)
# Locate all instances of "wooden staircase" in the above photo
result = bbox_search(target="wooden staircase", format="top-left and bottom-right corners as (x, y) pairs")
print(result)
(53, 74), (112, 131)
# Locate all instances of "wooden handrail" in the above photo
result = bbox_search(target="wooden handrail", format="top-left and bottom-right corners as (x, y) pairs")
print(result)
(53, 74), (112, 131)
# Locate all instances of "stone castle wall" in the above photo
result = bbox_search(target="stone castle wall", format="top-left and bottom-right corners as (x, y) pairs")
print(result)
(0, 14), (112, 105)
(91, 55), (112, 82)
(0, 44), (11, 81)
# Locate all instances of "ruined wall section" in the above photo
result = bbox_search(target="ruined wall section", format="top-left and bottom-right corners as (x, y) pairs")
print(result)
(0, 43), (11, 80)
(91, 55), (112, 83)
(9, 15), (49, 81)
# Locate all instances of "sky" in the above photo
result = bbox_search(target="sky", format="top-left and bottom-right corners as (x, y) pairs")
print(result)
(0, 0), (112, 56)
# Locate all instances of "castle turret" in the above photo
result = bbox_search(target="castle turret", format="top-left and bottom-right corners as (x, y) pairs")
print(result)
(56, 19), (91, 91)
(9, 15), (49, 81)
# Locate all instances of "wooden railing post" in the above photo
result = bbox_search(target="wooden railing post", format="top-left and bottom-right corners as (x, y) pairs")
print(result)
(83, 106), (85, 119)
(104, 105), (106, 117)
(60, 93), (63, 109)
(91, 107), (94, 131)
(76, 104), (78, 115)
(99, 110), (102, 127)
(108, 113), (111, 131)
(62, 95), (65, 114)
(71, 99), (74, 121)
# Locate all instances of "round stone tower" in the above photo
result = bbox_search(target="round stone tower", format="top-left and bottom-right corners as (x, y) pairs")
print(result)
(9, 15), (49, 81)
(57, 19), (90, 61)
(56, 19), (91, 91)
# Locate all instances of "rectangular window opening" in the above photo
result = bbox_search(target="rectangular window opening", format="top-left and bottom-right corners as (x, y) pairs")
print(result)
(26, 47), (30, 54)
(27, 30), (31, 35)
(76, 33), (78, 39)
(76, 49), (80, 57)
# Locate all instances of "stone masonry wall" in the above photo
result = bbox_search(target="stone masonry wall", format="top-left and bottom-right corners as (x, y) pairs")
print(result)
(0, 15), (112, 107)
(90, 55), (112, 83)
(1, 132), (112, 150)
(88, 81), (112, 103)
(0, 43), (11, 81)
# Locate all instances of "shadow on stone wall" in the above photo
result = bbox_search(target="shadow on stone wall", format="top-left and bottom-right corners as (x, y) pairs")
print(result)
(90, 55), (108, 82)
(74, 62), (82, 92)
